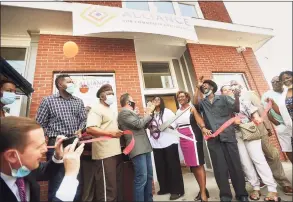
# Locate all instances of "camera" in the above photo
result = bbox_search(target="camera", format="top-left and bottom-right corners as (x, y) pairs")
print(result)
(62, 135), (80, 149)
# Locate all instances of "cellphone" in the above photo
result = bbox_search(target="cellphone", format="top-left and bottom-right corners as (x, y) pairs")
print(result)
(62, 135), (80, 149)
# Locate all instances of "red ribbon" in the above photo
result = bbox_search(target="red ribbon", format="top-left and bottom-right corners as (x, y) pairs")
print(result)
(204, 101), (272, 140)
(47, 130), (135, 155)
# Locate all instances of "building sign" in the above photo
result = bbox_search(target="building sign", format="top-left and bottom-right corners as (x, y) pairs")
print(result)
(53, 73), (118, 112)
(72, 3), (198, 41)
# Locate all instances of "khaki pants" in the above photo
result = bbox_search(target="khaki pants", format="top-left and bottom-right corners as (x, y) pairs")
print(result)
(261, 135), (292, 187)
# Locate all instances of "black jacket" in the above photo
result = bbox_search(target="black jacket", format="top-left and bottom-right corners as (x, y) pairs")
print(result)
(0, 159), (62, 202)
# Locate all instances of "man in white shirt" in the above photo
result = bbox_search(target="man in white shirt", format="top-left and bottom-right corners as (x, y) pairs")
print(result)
(0, 116), (84, 202)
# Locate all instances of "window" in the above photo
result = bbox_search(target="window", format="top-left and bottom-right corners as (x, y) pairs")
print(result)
(153, 1), (175, 15)
(125, 1), (149, 11)
(142, 62), (174, 89)
(0, 47), (27, 116)
(1, 47), (26, 75)
(212, 73), (250, 94)
(178, 3), (198, 18)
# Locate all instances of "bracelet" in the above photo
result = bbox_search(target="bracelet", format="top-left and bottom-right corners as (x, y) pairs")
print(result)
(200, 125), (206, 129)
(54, 153), (63, 160)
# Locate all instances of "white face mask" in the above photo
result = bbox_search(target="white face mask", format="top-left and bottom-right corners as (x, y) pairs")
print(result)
(65, 83), (75, 95)
(204, 90), (212, 97)
(105, 95), (115, 106)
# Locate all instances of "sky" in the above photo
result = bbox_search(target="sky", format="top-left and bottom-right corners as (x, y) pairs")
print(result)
(224, 1), (292, 87)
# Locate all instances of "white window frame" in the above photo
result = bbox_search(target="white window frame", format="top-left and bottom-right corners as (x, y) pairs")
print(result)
(139, 60), (179, 95)
(122, 0), (204, 19)
(212, 72), (251, 91)
(174, 1), (204, 19)
(122, 0), (151, 12)
(1, 38), (31, 116)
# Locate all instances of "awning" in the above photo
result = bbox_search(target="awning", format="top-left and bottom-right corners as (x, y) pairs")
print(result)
(0, 57), (34, 96)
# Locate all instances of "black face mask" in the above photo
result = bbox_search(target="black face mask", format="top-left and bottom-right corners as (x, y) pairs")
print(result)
(128, 101), (135, 110)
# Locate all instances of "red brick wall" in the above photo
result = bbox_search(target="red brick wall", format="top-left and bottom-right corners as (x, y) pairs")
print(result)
(199, 1), (232, 23)
(186, 43), (285, 160)
(30, 35), (142, 118)
(31, 35), (141, 200)
(67, 0), (122, 7)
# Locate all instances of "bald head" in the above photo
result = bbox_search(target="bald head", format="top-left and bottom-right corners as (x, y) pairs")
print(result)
(271, 76), (283, 92)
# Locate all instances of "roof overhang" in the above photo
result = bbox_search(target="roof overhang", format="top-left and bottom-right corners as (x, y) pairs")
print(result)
(1, 2), (274, 51)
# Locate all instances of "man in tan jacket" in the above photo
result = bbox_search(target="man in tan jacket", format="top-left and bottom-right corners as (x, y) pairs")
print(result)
(230, 80), (292, 195)
(83, 84), (123, 202)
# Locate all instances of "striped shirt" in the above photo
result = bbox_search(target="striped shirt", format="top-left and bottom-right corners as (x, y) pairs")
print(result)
(36, 93), (86, 138)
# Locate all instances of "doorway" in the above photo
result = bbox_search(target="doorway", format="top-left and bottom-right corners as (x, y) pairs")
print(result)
(145, 94), (178, 113)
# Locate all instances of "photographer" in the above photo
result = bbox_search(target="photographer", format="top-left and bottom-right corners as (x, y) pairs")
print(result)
(0, 116), (84, 202)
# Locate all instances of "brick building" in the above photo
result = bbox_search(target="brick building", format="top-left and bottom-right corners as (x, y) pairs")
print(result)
(1, 0), (284, 200)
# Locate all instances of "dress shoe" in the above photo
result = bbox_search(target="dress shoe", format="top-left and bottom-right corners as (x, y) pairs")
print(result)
(157, 190), (168, 195)
(170, 194), (183, 200)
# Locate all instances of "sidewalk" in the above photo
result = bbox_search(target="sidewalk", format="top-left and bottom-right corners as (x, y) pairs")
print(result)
(154, 162), (292, 201)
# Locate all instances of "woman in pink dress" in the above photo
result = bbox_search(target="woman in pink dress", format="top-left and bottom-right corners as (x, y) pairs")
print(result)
(174, 91), (212, 202)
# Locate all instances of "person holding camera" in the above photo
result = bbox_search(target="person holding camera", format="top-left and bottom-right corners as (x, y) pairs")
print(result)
(0, 116), (84, 202)
(36, 74), (86, 202)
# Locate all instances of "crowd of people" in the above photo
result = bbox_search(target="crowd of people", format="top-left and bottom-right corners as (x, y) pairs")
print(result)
(0, 70), (292, 202)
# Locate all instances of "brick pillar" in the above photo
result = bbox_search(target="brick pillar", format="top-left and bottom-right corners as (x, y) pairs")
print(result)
(186, 43), (286, 160)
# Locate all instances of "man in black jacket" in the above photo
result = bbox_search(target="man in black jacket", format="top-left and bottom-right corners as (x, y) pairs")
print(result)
(0, 116), (84, 202)
(194, 78), (248, 202)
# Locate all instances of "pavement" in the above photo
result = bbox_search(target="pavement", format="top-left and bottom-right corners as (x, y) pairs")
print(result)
(154, 162), (293, 201)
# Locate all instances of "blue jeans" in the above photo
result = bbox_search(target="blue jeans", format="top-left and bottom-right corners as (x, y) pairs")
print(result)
(46, 148), (81, 202)
(132, 153), (153, 202)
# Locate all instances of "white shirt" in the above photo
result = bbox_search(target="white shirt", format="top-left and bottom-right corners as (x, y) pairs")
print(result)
(148, 108), (179, 149)
(0, 156), (79, 201)
(174, 107), (192, 127)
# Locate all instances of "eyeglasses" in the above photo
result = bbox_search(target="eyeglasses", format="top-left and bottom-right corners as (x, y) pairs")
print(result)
(271, 81), (280, 84)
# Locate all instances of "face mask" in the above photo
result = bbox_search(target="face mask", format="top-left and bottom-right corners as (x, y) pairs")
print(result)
(9, 151), (31, 178)
(65, 83), (75, 95)
(0, 91), (16, 105)
(105, 95), (115, 106)
(204, 90), (212, 96)
(128, 101), (136, 110)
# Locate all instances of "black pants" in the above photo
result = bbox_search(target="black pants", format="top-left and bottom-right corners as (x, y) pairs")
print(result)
(207, 138), (248, 201)
(153, 144), (185, 195)
(47, 138), (81, 202)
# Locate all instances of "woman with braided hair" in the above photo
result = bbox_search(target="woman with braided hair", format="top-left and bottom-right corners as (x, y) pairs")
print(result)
(148, 96), (184, 200)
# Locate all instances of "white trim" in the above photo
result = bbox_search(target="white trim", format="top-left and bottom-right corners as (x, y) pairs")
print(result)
(1, 1), (73, 12)
(192, 18), (274, 36)
(212, 72), (251, 90)
(188, 125), (200, 166)
(178, 57), (189, 92)
(1, 36), (31, 47)
(182, 53), (195, 93)
(101, 160), (107, 202)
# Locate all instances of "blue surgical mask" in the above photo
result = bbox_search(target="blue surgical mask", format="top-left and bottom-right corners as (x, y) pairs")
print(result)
(0, 91), (16, 105)
(9, 151), (31, 178)
(65, 83), (75, 95)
